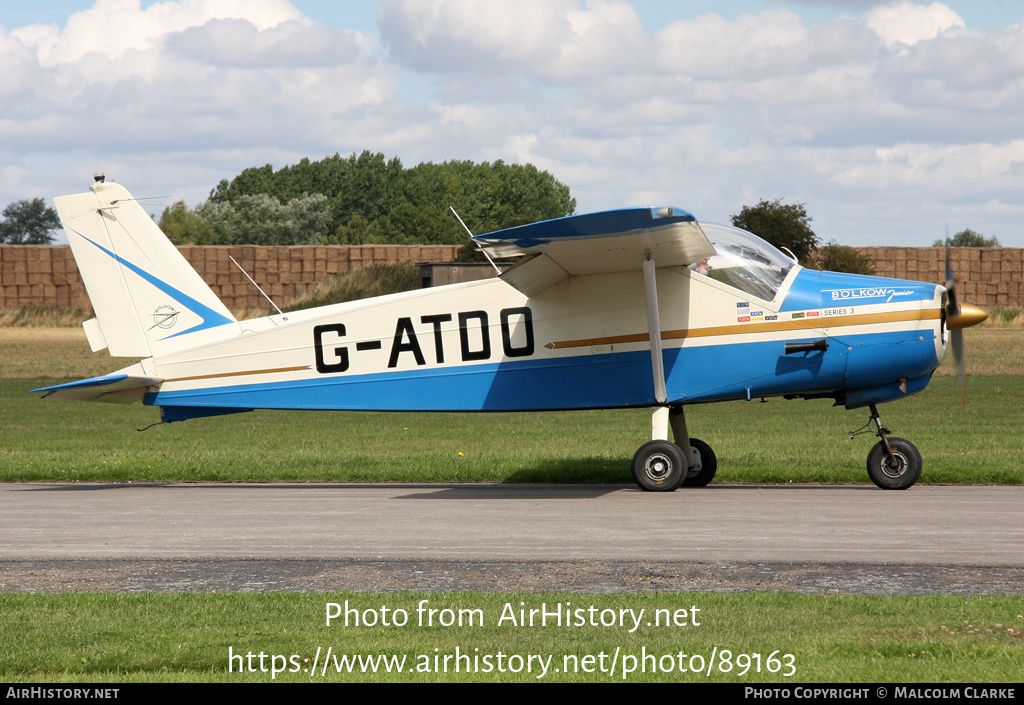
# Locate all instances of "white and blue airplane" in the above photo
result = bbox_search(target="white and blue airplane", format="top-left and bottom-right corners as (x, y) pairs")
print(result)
(38, 176), (987, 491)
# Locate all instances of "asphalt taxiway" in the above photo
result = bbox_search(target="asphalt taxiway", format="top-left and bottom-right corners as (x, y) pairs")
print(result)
(1, 483), (1021, 593)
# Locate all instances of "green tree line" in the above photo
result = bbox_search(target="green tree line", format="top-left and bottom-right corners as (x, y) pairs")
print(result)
(730, 198), (1000, 275)
(159, 151), (576, 247)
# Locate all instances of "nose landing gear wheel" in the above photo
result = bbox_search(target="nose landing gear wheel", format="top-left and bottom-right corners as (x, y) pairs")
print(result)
(866, 437), (922, 490)
(631, 440), (685, 492)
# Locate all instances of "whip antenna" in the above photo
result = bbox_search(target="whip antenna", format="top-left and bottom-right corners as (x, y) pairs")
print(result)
(229, 255), (285, 318)
(449, 206), (501, 275)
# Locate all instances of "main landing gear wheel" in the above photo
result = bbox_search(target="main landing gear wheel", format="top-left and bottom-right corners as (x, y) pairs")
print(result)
(682, 438), (717, 487)
(631, 440), (685, 492)
(866, 437), (922, 490)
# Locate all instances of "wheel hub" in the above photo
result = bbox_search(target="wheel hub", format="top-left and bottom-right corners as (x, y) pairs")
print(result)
(881, 451), (908, 478)
(644, 453), (672, 481)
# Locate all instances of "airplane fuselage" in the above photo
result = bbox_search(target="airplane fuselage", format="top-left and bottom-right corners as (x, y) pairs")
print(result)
(139, 264), (944, 415)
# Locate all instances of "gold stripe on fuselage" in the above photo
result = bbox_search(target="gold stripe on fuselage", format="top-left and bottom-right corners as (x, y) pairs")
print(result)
(165, 365), (311, 383)
(544, 309), (941, 350)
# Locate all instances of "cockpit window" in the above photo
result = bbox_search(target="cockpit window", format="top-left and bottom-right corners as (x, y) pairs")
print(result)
(690, 223), (794, 302)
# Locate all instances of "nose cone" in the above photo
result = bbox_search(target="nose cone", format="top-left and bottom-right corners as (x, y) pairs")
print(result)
(947, 303), (988, 330)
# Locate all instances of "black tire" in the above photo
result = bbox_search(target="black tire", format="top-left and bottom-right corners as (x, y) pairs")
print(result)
(866, 437), (922, 490)
(631, 440), (685, 492)
(681, 438), (717, 487)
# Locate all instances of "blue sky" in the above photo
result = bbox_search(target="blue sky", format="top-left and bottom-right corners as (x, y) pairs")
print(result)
(2, 1), (1023, 246)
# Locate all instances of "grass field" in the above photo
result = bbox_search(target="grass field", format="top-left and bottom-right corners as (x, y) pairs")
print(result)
(1, 326), (1021, 485)
(2, 592), (1022, 682)
(2, 375), (1022, 485)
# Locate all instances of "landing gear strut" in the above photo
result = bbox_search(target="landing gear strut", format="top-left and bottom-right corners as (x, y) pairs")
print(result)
(631, 253), (717, 491)
(865, 404), (921, 490)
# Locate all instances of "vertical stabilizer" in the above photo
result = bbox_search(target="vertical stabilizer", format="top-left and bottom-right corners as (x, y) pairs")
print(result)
(55, 179), (238, 357)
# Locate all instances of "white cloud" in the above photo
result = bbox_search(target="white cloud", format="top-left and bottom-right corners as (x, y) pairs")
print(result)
(14, 0), (307, 66)
(0, 28), (44, 101)
(378, 0), (649, 82)
(832, 140), (1024, 202)
(0, 0), (381, 155)
(878, 24), (1024, 104)
(166, 18), (361, 67)
(378, 0), (571, 71)
(1, 1), (1023, 247)
(863, 1), (965, 47)
(656, 9), (818, 80)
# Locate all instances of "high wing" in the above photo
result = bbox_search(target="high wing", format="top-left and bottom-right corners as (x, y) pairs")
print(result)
(474, 207), (716, 296)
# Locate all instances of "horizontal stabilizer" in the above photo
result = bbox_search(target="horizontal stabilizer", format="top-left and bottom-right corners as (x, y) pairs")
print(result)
(33, 374), (163, 404)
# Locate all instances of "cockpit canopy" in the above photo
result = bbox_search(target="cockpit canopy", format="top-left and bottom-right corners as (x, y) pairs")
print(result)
(690, 223), (795, 302)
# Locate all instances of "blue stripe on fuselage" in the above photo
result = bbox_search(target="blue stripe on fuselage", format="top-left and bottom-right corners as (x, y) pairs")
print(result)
(147, 328), (939, 412)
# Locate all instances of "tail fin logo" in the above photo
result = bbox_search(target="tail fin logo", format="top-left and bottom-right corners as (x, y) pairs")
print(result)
(151, 305), (180, 330)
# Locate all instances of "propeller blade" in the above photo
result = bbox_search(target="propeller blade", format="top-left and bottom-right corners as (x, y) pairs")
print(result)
(942, 247), (986, 408)
(951, 327), (965, 408)
(944, 247), (959, 314)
